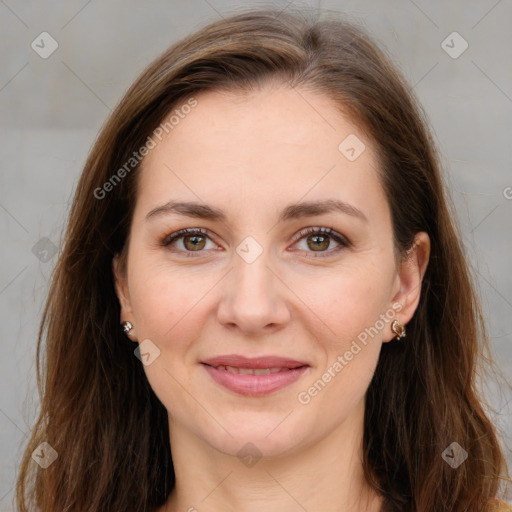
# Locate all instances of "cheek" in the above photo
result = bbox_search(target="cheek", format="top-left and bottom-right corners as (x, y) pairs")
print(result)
(297, 273), (386, 424)
(127, 256), (194, 341)
(290, 260), (393, 350)
(303, 262), (393, 412)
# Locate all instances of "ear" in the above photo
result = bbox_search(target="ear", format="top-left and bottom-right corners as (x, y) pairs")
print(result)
(384, 231), (430, 342)
(112, 253), (133, 320)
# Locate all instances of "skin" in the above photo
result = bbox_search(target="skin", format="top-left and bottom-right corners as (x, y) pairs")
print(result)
(113, 83), (430, 512)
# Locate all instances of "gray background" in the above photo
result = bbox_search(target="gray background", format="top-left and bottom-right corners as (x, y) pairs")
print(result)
(1, 0), (511, 509)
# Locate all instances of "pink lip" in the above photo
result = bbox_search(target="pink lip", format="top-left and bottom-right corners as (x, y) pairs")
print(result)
(200, 354), (310, 397)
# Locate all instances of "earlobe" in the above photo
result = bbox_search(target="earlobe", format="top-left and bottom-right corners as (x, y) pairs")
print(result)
(386, 232), (430, 341)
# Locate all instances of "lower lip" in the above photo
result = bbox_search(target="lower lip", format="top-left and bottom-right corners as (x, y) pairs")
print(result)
(201, 364), (309, 396)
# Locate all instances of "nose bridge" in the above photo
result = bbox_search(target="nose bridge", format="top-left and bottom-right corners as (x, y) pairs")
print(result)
(233, 235), (276, 304)
(234, 242), (272, 292)
(217, 235), (290, 332)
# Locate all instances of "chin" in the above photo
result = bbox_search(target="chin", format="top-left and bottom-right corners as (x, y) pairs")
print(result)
(201, 417), (311, 461)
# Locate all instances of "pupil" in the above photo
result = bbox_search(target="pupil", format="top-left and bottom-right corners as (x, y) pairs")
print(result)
(309, 235), (328, 251)
(186, 235), (205, 250)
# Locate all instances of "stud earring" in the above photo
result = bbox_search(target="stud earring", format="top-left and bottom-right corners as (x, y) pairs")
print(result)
(392, 320), (406, 340)
(122, 321), (133, 335)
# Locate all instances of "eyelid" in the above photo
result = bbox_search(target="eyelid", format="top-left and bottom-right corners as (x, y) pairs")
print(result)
(161, 226), (350, 257)
(161, 227), (210, 246)
(289, 226), (351, 258)
(290, 226), (350, 245)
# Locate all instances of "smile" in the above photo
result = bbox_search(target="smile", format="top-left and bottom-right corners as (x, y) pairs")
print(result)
(201, 363), (309, 396)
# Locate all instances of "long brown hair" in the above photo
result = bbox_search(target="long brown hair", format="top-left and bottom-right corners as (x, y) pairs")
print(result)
(15, 7), (510, 511)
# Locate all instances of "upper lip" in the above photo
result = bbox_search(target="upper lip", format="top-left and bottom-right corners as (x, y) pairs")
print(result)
(201, 355), (309, 369)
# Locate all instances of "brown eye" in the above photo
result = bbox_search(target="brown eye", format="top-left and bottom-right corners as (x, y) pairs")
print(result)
(306, 234), (330, 251)
(182, 234), (206, 251)
(162, 228), (215, 256)
(292, 227), (350, 258)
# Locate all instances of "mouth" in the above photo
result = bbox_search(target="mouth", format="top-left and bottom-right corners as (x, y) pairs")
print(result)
(200, 357), (310, 396)
(205, 365), (301, 375)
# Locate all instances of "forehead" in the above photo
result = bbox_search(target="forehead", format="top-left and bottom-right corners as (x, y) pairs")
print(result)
(134, 85), (387, 223)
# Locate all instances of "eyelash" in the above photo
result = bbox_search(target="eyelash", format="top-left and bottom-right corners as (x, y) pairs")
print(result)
(161, 227), (350, 259)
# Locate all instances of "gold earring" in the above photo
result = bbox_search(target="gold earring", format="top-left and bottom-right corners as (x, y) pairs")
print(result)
(392, 320), (406, 340)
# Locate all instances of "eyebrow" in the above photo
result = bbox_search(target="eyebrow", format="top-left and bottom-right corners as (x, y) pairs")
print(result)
(145, 198), (368, 223)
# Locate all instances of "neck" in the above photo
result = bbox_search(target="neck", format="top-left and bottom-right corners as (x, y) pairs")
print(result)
(160, 399), (383, 512)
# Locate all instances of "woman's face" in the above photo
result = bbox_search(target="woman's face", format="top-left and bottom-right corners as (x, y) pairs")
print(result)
(113, 84), (427, 458)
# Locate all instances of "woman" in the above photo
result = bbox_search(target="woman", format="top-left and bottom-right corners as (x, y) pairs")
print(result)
(15, 7), (511, 512)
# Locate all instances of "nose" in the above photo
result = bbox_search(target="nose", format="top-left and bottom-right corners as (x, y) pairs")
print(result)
(216, 246), (291, 337)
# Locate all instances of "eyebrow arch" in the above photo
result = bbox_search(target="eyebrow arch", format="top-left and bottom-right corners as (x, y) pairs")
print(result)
(145, 199), (368, 223)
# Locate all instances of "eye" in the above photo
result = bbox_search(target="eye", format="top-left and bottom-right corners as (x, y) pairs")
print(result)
(161, 228), (217, 257)
(290, 227), (350, 258)
(161, 226), (350, 258)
